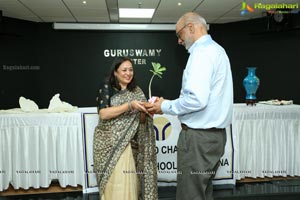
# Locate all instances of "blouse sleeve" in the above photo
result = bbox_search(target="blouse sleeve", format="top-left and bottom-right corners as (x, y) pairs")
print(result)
(96, 81), (111, 112)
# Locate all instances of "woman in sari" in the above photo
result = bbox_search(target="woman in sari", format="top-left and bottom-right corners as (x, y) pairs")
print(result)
(93, 57), (158, 200)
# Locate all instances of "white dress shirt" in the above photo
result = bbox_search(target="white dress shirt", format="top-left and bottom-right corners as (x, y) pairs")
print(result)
(161, 34), (233, 129)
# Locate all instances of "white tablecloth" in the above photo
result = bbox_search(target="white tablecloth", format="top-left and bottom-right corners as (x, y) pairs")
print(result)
(0, 112), (84, 191)
(232, 103), (300, 180)
(2, 104), (299, 191)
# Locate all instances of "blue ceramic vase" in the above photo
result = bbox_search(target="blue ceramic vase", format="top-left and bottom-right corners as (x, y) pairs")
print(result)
(243, 67), (260, 102)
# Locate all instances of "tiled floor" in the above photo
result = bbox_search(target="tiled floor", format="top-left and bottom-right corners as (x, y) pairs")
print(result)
(1, 180), (300, 200)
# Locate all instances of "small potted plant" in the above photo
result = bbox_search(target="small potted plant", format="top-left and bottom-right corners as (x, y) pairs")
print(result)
(147, 62), (166, 103)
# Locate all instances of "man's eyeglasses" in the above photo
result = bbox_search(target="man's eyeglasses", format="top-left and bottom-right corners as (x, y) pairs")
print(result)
(176, 23), (190, 38)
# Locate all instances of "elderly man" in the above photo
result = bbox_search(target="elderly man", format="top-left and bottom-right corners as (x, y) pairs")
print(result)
(147, 12), (233, 200)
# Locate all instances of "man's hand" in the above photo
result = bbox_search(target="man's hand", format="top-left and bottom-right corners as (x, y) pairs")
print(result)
(145, 97), (164, 115)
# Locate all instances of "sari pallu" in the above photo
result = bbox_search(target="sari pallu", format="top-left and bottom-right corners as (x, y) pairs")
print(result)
(93, 87), (158, 200)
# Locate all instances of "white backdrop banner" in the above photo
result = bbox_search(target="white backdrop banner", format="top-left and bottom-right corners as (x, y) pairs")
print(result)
(79, 107), (234, 193)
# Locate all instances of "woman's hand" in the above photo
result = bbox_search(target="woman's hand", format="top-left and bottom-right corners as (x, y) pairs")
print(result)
(130, 100), (151, 116)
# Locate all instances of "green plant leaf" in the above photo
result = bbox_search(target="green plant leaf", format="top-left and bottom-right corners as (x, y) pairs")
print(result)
(148, 62), (167, 99)
(157, 67), (166, 72)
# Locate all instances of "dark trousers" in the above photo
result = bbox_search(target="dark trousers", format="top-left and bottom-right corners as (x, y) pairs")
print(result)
(176, 127), (226, 200)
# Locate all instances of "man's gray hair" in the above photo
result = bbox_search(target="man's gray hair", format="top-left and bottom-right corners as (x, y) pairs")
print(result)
(177, 12), (209, 31)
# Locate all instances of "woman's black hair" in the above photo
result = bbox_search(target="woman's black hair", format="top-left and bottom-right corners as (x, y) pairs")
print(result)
(108, 57), (137, 91)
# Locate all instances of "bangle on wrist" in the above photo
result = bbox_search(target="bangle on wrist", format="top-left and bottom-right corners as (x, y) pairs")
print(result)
(128, 102), (133, 112)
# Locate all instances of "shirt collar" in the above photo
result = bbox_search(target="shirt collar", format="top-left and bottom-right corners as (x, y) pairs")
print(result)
(188, 34), (211, 53)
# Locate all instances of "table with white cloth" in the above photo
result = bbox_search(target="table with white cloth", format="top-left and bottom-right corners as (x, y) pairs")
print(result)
(3, 104), (298, 193)
(0, 111), (84, 192)
(232, 103), (300, 181)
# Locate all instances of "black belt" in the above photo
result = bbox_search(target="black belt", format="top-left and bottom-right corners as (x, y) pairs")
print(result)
(181, 123), (225, 131)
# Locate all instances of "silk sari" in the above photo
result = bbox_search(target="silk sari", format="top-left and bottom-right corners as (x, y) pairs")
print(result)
(93, 86), (157, 200)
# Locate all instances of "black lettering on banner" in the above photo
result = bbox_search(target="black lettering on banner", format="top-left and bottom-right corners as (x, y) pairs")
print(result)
(161, 145), (177, 154)
(219, 158), (229, 166)
(155, 146), (159, 154)
(157, 162), (177, 170)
